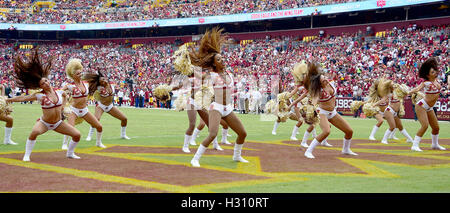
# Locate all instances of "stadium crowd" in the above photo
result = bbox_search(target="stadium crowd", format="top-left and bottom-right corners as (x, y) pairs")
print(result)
(0, 24), (448, 110)
(1, 0), (364, 24)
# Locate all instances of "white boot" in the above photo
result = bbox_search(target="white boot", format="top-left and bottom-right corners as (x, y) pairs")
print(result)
(191, 144), (207, 167)
(3, 127), (17, 145)
(86, 126), (95, 141)
(305, 139), (319, 159)
(369, 125), (379, 140)
(342, 138), (358, 155)
(233, 143), (249, 163)
(300, 131), (310, 148)
(411, 135), (423, 152)
(431, 134), (446, 150)
(312, 129), (317, 138)
(121, 126), (130, 140)
(381, 129), (393, 144)
(320, 137), (333, 147)
(66, 139), (81, 159)
(290, 125), (299, 140)
(221, 128), (232, 145)
(213, 137), (223, 151)
(400, 129), (414, 143)
(23, 139), (36, 162)
(388, 128), (399, 140)
(182, 134), (191, 153)
(96, 131), (106, 148)
(191, 128), (201, 145)
(62, 135), (69, 150)
(272, 121), (280, 135)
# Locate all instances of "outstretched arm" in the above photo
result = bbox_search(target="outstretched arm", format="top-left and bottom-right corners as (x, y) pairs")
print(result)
(7, 93), (37, 103)
(408, 82), (425, 95)
(288, 91), (308, 109)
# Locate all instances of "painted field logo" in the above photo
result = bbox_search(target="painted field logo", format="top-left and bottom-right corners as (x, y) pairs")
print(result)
(377, 0), (386, 8)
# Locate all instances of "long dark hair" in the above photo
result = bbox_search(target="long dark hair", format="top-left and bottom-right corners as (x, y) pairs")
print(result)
(13, 48), (53, 89)
(83, 70), (106, 95)
(304, 62), (322, 99)
(418, 57), (438, 80)
(189, 27), (227, 71)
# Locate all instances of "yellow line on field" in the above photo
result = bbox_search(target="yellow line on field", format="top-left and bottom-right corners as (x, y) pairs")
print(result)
(0, 157), (210, 193)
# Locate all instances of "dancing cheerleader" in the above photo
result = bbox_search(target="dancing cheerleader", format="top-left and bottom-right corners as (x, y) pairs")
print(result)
(288, 62), (331, 147)
(62, 59), (105, 148)
(385, 84), (414, 143)
(188, 28), (248, 167)
(82, 70), (130, 142)
(0, 84), (16, 145)
(408, 57), (446, 151)
(7, 49), (81, 161)
(168, 49), (231, 153)
(302, 62), (357, 159)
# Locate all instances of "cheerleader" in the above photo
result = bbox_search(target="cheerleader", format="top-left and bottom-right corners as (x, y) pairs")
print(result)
(288, 62), (331, 147)
(302, 62), (357, 159)
(408, 58), (446, 151)
(169, 66), (229, 153)
(0, 83), (16, 145)
(384, 84), (414, 143)
(83, 71), (130, 142)
(188, 28), (248, 167)
(7, 49), (81, 161)
(61, 59), (105, 148)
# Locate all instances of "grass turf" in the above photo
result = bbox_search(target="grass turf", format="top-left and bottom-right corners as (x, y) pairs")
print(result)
(1, 104), (449, 193)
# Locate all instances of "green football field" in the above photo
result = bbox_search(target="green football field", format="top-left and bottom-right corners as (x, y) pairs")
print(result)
(1, 104), (449, 193)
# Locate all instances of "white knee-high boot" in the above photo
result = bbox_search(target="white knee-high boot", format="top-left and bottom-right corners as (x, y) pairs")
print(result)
(67, 139), (81, 159)
(182, 134), (192, 153)
(411, 135), (422, 152)
(342, 138), (358, 155)
(191, 144), (207, 167)
(3, 127), (17, 145)
(233, 143), (248, 163)
(431, 134), (446, 150)
(301, 130), (310, 148)
(62, 135), (69, 150)
(381, 129), (393, 144)
(121, 126), (130, 139)
(86, 126), (95, 141)
(190, 128), (201, 145)
(23, 139), (36, 161)
(369, 125), (379, 140)
(290, 125), (299, 140)
(305, 138), (320, 159)
(221, 128), (231, 145)
(272, 121), (280, 135)
(96, 131), (106, 148)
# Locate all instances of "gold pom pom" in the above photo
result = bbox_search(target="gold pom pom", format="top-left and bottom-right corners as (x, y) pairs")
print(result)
(0, 96), (13, 116)
(194, 86), (214, 110)
(291, 62), (308, 84)
(399, 102), (405, 117)
(93, 90), (101, 101)
(75, 117), (84, 125)
(173, 44), (194, 76)
(174, 94), (187, 111)
(362, 102), (380, 117)
(264, 99), (277, 114)
(154, 84), (173, 102)
(350, 101), (365, 113)
(393, 84), (410, 100)
(411, 92), (425, 105)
